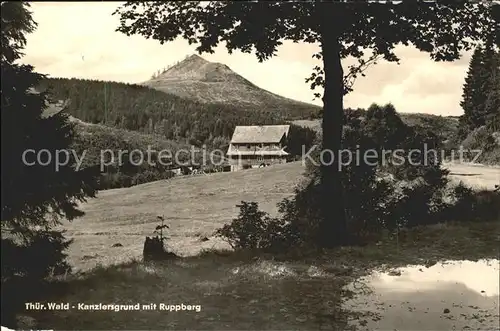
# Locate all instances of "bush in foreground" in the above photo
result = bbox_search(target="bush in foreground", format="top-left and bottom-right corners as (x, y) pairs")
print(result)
(218, 180), (499, 253)
(215, 202), (295, 253)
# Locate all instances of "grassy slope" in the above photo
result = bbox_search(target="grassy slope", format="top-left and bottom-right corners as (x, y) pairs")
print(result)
(60, 161), (498, 272)
(61, 162), (305, 271)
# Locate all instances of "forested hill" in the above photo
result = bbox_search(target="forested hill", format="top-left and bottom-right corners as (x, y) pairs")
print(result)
(40, 77), (305, 147)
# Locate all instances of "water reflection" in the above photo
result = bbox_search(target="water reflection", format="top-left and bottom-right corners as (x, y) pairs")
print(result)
(344, 259), (500, 330)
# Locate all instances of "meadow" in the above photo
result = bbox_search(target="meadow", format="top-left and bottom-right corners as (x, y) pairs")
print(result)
(60, 161), (498, 272)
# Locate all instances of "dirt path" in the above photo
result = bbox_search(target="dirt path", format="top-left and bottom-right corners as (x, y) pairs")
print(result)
(445, 162), (500, 190)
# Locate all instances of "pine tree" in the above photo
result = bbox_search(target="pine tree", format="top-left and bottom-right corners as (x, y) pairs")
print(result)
(459, 41), (500, 137)
(1, 2), (98, 273)
(483, 49), (500, 131)
(459, 46), (489, 137)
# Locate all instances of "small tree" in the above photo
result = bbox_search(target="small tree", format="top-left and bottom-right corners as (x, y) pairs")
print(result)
(143, 215), (178, 262)
(154, 215), (169, 245)
(362, 103), (409, 151)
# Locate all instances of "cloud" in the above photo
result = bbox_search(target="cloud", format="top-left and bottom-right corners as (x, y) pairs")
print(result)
(21, 2), (471, 116)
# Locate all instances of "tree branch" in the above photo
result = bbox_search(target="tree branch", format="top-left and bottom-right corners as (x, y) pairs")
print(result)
(306, 51), (385, 101)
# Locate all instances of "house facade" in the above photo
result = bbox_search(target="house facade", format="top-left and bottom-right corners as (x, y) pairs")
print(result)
(226, 125), (290, 171)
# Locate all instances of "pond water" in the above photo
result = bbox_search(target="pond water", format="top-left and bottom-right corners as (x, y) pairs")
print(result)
(344, 259), (500, 330)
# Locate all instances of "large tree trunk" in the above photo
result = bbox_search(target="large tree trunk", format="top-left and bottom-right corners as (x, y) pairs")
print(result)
(318, 8), (348, 248)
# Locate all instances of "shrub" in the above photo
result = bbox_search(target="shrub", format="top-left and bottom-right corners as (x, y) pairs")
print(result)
(276, 180), (322, 247)
(462, 126), (491, 151)
(461, 126), (500, 164)
(215, 201), (294, 252)
(439, 183), (500, 222)
(344, 107), (365, 129)
(131, 169), (175, 186)
(211, 136), (230, 151)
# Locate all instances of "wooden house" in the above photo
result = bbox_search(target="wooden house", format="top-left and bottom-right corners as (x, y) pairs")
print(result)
(226, 125), (290, 171)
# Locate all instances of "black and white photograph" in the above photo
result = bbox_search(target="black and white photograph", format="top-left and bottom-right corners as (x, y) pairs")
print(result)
(1, 1), (499, 330)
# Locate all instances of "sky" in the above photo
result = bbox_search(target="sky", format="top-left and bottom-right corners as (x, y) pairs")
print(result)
(21, 2), (474, 116)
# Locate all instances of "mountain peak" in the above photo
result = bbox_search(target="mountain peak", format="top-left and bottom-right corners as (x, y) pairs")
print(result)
(185, 53), (208, 62)
(176, 54), (210, 69)
(151, 53), (244, 84)
(143, 54), (320, 116)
